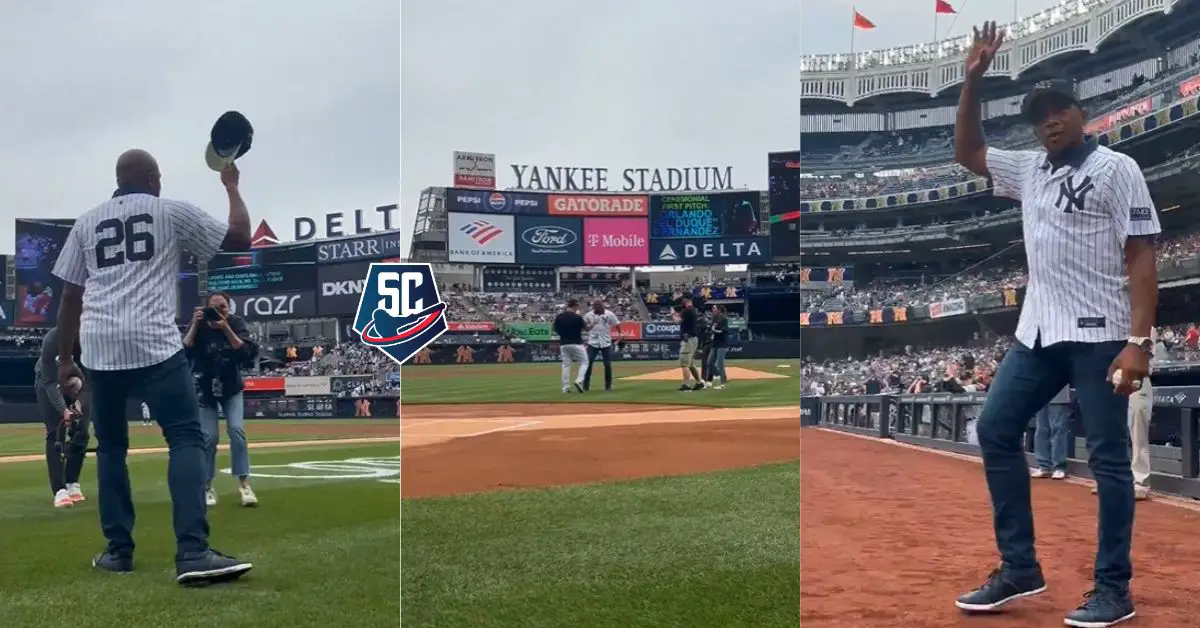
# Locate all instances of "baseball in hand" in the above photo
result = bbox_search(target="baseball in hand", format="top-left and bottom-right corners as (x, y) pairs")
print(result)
(62, 376), (83, 397)
(1111, 369), (1142, 390)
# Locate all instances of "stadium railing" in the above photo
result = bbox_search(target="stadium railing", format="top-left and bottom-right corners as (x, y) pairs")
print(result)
(812, 390), (1200, 499)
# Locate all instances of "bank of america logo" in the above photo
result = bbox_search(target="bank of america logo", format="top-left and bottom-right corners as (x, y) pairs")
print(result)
(461, 220), (504, 245)
(658, 244), (678, 261)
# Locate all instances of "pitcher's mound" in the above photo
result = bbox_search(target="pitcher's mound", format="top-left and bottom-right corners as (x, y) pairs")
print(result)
(621, 366), (789, 381)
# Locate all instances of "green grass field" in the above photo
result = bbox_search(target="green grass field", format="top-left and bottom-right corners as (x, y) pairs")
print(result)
(400, 357), (801, 627)
(0, 438), (400, 628)
(402, 463), (800, 628)
(401, 358), (801, 407)
(0, 357), (798, 627)
(0, 419), (397, 456)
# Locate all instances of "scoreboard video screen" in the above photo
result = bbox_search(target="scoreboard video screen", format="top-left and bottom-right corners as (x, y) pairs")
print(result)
(649, 192), (761, 239)
(207, 265), (310, 293)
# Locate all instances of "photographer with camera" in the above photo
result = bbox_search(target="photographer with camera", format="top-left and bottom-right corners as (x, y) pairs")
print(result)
(36, 326), (89, 508)
(183, 292), (258, 508)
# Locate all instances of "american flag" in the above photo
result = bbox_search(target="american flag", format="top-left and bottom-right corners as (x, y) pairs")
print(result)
(460, 220), (503, 245)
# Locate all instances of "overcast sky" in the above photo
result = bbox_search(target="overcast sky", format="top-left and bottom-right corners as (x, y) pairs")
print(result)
(401, 0), (801, 255)
(801, 0), (1076, 55)
(0, 0), (399, 255)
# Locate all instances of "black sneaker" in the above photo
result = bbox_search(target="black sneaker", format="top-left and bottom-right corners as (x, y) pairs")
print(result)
(92, 550), (133, 573)
(1063, 589), (1135, 627)
(574, 383), (585, 393)
(176, 549), (253, 587)
(678, 384), (692, 392)
(955, 566), (1046, 612)
(692, 383), (705, 391)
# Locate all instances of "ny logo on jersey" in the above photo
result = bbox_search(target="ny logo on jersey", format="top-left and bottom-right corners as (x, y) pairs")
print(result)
(352, 263), (448, 365)
(1055, 174), (1095, 213)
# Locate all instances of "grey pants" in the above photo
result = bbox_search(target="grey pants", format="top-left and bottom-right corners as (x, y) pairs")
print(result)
(38, 387), (90, 494)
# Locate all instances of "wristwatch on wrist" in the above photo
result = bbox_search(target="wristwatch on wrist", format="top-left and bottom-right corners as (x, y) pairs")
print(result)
(1128, 336), (1153, 355)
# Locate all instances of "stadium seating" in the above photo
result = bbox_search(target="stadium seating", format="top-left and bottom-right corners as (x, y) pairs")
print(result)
(800, 50), (1200, 199)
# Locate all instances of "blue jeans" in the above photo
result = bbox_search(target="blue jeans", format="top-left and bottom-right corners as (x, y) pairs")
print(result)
(85, 351), (210, 561)
(199, 392), (250, 483)
(975, 339), (1133, 593)
(707, 347), (729, 383)
(1034, 404), (1071, 471)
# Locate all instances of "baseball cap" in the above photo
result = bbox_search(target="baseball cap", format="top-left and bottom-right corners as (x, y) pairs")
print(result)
(205, 111), (254, 172)
(1021, 80), (1081, 124)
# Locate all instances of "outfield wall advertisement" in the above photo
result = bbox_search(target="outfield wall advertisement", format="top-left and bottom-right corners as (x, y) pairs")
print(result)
(445, 189), (547, 215)
(649, 236), (771, 265)
(447, 212), (516, 263)
(514, 215), (584, 265)
(583, 217), (648, 265)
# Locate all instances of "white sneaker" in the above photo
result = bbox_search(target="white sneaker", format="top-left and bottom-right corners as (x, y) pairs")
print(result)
(1051, 469), (1067, 480)
(1134, 484), (1151, 501)
(205, 489), (218, 507)
(1031, 468), (1049, 479)
(562, 387), (570, 394)
(703, 381), (713, 389)
(54, 489), (74, 508)
(67, 483), (85, 502)
(239, 484), (258, 507)
(714, 384), (726, 390)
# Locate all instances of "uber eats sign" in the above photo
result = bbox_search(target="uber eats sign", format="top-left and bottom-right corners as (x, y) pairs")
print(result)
(506, 322), (557, 341)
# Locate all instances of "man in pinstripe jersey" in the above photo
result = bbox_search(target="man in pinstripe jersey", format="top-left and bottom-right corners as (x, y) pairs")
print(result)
(950, 22), (1159, 628)
(53, 149), (256, 586)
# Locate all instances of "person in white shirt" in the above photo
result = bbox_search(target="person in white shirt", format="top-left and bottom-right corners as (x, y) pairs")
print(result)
(141, 401), (152, 426)
(53, 150), (254, 586)
(1096, 327), (1162, 500)
(950, 22), (1157, 626)
(582, 300), (620, 392)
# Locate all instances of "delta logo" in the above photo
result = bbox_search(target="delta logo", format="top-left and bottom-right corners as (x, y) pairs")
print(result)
(251, 220), (279, 248)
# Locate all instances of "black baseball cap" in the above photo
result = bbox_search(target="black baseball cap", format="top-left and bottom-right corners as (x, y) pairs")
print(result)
(205, 111), (254, 172)
(1021, 80), (1082, 124)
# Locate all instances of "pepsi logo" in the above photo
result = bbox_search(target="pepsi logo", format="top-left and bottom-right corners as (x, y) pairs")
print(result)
(521, 226), (576, 249)
(488, 192), (508, 210)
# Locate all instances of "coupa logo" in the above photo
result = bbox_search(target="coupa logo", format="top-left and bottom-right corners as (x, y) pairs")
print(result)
(521, 226), (576, 248)
(488, 192), (508, 211)
(353, 263), (448, 365)
(461, 220), (504, 246)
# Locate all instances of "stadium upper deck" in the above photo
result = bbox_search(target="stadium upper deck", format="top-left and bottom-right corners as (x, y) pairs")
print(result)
(799, 0), (1200, 175)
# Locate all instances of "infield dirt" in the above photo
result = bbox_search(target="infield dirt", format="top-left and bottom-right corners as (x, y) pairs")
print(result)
(619, 365), (790, 381)
(401, 404), (798, 497)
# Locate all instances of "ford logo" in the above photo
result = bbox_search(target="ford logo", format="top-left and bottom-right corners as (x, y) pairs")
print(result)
(488, 192), (508, 210)
(521, 226), (576, 248)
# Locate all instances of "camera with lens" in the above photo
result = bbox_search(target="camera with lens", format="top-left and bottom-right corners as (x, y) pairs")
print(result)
(203, 307), (223, 322)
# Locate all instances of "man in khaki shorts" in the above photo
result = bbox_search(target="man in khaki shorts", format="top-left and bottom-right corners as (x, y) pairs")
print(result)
(676, 296), (702, 392)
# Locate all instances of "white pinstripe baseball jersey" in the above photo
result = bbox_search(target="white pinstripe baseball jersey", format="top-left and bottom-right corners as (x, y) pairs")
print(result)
(52, 193), (228, 371)
(987, 142), (1161, 347)
(583, 310), (619, 348)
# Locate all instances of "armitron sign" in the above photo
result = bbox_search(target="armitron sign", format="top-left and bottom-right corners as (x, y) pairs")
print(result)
(510, 164), (734, 193)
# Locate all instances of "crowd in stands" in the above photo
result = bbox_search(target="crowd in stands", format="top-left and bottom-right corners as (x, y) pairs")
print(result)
(804, 229), (1200, 314)
(441, 284), (639, 324)
(800, 54), (1200, 199)
(804, 323), (1200, 396)
(800, 165), (974, 200)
